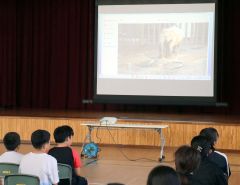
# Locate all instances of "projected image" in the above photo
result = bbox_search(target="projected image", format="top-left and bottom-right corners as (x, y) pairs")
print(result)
(118, 23), (209, 76)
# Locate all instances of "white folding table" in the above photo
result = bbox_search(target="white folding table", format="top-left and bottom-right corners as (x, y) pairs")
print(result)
(81, 123), (169, 161)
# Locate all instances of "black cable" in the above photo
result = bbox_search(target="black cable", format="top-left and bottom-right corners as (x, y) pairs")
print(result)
(105, 125), (162, 162)
(84, 158), (98, 166)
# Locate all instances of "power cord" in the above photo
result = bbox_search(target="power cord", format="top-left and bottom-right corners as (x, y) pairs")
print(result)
(105, 125), (161, 162)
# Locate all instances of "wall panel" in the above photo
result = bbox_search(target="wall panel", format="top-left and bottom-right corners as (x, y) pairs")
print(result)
(0, 116), (239, 150)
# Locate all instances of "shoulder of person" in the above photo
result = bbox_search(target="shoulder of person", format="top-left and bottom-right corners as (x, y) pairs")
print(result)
(21, 152), (31, 158)
(46, 153), (57, 160)
(45, 154), (58, 166)
(214, 151), (228, 160)
(16, 151), (24, 156)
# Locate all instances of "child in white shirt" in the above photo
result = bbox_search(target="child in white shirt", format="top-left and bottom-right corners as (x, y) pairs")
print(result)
(0, 132), (23, 164)
(19, 129), (59, 185)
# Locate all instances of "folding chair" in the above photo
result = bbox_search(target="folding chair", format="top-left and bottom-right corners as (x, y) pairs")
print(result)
(58, 163), (72, 185)
(0, 163), (19, 177)
(4, 174), (40, 185)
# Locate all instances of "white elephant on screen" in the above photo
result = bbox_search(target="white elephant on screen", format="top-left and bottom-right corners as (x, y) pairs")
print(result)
(158, 26), (184, 58)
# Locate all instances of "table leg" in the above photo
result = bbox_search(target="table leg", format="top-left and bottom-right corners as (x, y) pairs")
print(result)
(81, 126), (94, 155)
(157, 128), (166, 162)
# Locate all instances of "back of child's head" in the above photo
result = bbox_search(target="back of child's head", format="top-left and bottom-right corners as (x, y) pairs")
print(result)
(175, 145), (201, 185)
(53, 125), (74, 143)
(147, 165), (181, 185)
(31, 129), (50, 149)
(3, 132), (21, 151)
(175, 145), (201, 174)
(191, 135), (211, 158)
(199, 127), (219, 150)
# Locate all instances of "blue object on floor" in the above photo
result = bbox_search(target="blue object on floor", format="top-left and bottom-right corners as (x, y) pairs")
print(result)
(83, 142), (99, 158)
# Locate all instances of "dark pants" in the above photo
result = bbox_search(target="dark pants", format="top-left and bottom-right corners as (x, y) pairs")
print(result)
(74, 176), (88, 185)
(59, 176), (88, 185)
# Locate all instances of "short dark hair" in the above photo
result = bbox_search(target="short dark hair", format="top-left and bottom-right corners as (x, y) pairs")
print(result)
(147, 165), (181, 185)
(53, 125), (74, 143)
(31, 130), (50, 149)
(175, 145), (201, 185)
(3, 132), (21, 151)
(191, 135), (211, 158)
(199, 127), (219, 150)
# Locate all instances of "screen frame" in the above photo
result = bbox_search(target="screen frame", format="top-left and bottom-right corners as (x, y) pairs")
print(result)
(93, 0), (218, 106)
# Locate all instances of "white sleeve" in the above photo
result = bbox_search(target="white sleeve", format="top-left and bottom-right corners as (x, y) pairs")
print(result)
(49, 157), (59, 184)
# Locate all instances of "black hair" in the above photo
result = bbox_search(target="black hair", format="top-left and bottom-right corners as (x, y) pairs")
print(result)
(175, 145), (201, 185)
(53, 125), (74, 143)
(191, 135), (211, 158)
(31, 129), (50, 149)
(199, 127), (219, 150)
(147, 165), (181, 185)
(3, 132), (21, 151)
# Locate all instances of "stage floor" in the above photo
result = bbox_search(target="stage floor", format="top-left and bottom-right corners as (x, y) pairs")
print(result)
(1, 109), (240, 123)
(1, 144), (239, 185)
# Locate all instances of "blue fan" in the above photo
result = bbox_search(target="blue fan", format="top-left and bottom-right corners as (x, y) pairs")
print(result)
(82, 142), (99, 158)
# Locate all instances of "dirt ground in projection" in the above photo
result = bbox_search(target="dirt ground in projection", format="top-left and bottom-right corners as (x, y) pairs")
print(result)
(118, 45), (207, 76)
(117, 24), (208, 76)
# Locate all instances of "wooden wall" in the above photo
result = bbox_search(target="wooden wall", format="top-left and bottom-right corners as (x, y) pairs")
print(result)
(0, 116), (239, 150)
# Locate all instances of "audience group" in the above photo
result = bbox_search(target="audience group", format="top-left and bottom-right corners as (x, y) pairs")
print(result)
(0, 126), (87, 185)
(0, 127), (230, 185)
(148, 127), (230, 185)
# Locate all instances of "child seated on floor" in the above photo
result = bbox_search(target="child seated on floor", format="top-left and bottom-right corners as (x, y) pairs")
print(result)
(19, 129), (59, 185)
(48, 125), (88, 185)
(0, 132), (23, 164)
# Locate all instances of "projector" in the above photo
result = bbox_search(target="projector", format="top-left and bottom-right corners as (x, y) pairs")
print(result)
(100, 117), (117, 125)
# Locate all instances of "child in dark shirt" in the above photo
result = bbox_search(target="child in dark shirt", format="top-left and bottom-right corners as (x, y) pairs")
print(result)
(200, 127), (231, 177)
(191, 135), (228, 185)
(48, 125), (87, 185)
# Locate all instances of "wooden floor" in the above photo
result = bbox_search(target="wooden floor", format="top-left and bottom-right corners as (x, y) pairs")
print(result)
(1, 144), (239, 185)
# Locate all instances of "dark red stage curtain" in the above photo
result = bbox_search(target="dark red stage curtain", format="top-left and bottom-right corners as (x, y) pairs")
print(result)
(228, 2), (240, 113)
(0, 0), (240, 113)
(16, 0), (97, 109)
(0, 0), (17, 108)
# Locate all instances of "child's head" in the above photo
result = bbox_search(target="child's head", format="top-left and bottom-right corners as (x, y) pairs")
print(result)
(199, 127), (219, 150)
(53, 125), (74, 145)
(3, 132), (21, 151)
(147, 165), (181, 185)
(175, 145), (201, 185)
(191, 135), (211, 158)
(31, 130), (50, 151)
